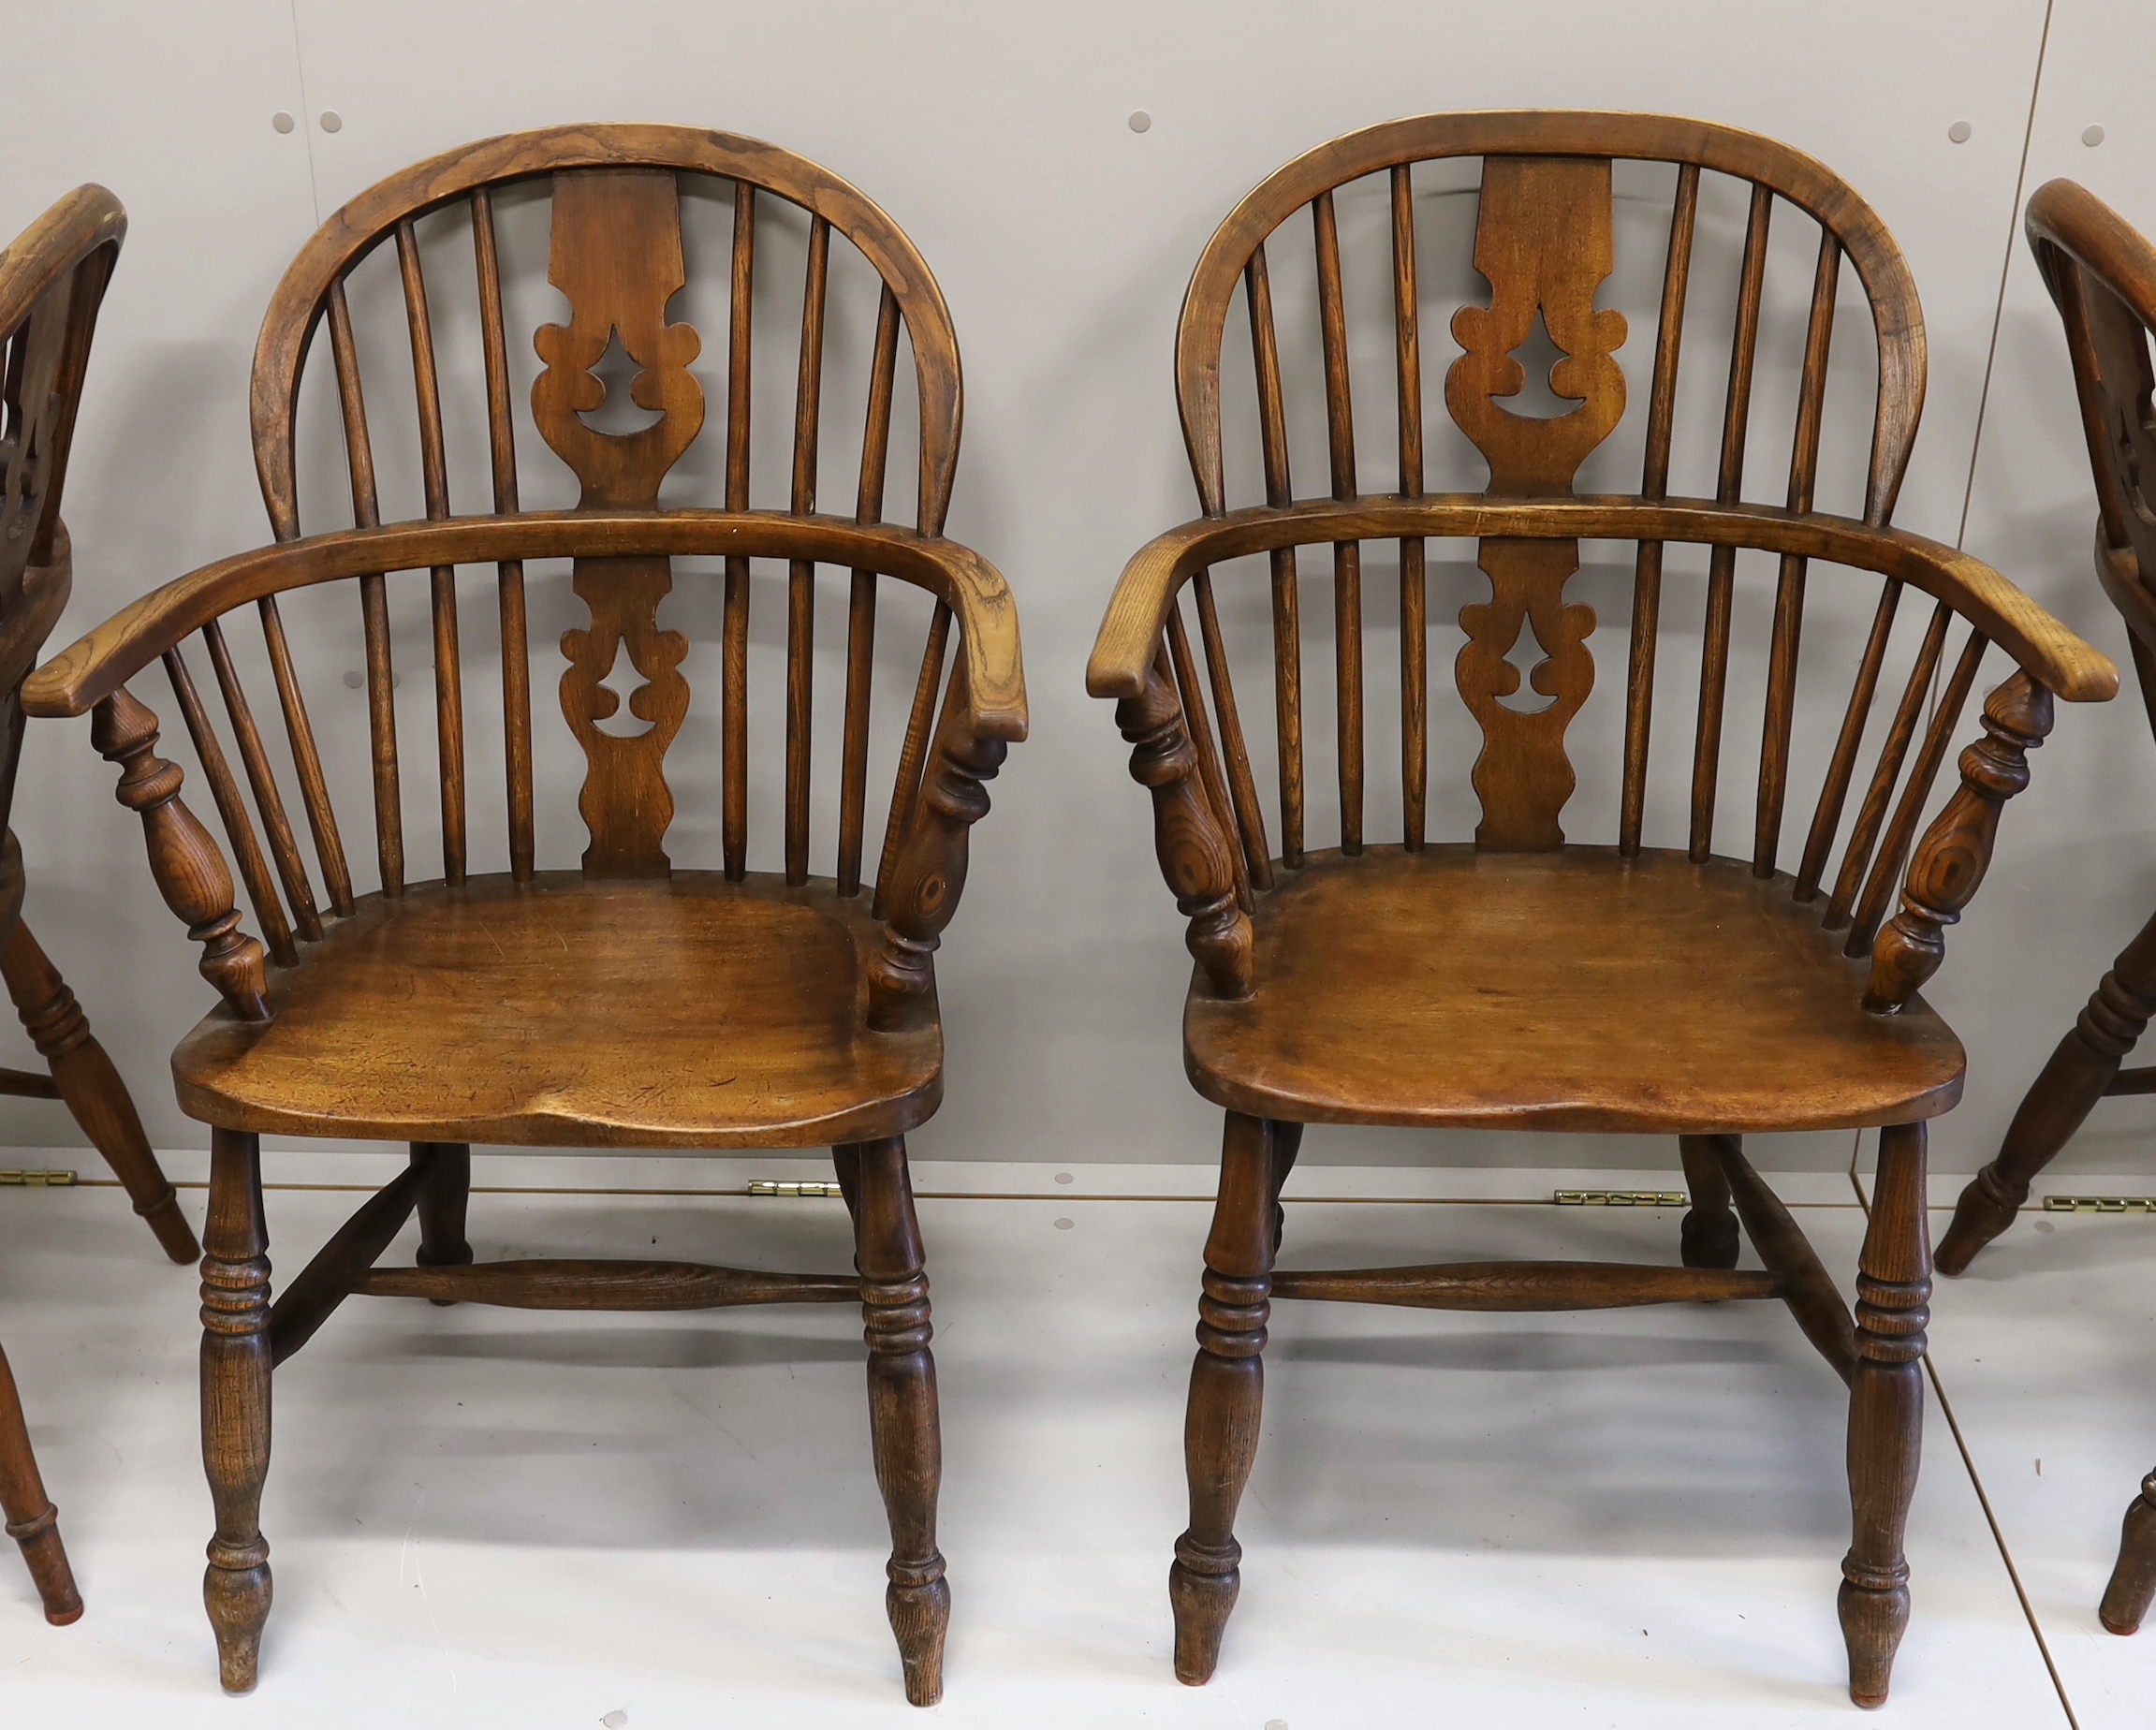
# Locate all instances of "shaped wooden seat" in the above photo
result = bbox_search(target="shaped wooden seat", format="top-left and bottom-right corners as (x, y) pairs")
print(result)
(1091, 110), (2116, 1708)
(173, 872), (941, 1147)
(1186, 846), (1963, 1134)
(24, 126), (1025, 1704)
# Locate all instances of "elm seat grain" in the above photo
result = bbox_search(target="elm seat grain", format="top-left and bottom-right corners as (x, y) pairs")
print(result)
(1184, 848), (1964, 1135)
(173, 872), (941, 1148)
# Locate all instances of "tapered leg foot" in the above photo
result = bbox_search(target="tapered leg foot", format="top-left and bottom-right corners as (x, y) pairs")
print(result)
(1, 916), (197, 1264)
(200, 1129), (272, 1693)
(2100, 1470), (2156, 1635)
(1169, 1538), (1240, 1683)
(846, 1137), (947, 1707)
(1841, 1122), (1929, 1708)
(1679, 1135), (1742, 1269)
(1170, 1112), (1284, 1686)
(1939, 916), (2156, 1274)
(0, 1338), (81, 1625)
(413, 1143), (473, 1306)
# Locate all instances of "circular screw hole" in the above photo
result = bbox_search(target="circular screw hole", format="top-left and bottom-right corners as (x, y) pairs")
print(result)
(1128, 110), (1152, 134)
(1946, 120), (1973, 144)
(271, 111), (296, 135)
(341, 669), (363, 689)
(319, 110), (344, 134)
(601, 1713), (629, 1729)
(1053, 1217), (1075, 1231)
(1054, 1172), (1074, 1185)
(2084, 124), (2107, 148)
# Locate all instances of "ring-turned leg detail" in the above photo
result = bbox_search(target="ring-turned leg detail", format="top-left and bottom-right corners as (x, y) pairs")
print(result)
(200, 1128), (272, 1693)
(0, 1338), (80, 1624)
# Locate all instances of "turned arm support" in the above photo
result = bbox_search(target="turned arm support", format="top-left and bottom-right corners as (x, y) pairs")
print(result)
(1116, 647), (1253, 1000)
(1864, 671), (2055, 1014)
(866, 663), (1008, 1033)
(89, 687), (270, 1022)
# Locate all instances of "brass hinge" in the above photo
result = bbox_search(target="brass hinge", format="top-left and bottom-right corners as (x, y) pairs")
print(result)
(2043, 1195), (2156, 1214)
(1555, 1190), (1685, 1207)
(0, 1169), (77, 1188)
(747, 1180), (844, 1199)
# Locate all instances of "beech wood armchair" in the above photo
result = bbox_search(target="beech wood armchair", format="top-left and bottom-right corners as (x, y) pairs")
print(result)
(0, 185), (202, 1626)
(22, 126), (1025, 1703)
(1088, 112), (2115, 1707)
(1933, 179), (2156, 1637)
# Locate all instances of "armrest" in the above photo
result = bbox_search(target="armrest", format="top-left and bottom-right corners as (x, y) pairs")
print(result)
(26, 509), (1028, 742)
(1086, 494), (2117, 705)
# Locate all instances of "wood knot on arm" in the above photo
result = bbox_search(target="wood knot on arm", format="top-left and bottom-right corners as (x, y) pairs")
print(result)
(1864, 671), (2052, 1014)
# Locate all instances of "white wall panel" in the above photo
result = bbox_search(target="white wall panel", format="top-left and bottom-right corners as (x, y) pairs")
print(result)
(0, 2), (2076, 1169)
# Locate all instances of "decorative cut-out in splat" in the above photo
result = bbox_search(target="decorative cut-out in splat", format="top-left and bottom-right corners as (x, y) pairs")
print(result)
(1445, 155), (1627, 850)
(1491, 600), (1562, 715)
(0, 288), (69, 585)
(535, 169), (704, 876)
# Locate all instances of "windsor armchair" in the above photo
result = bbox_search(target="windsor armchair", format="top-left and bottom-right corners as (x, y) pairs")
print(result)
(1089, 111), (2114, 1707)
(0, 184), (202, 1626)
(23, 126), (1025, 1702)
(1934, 179), (2156, 1639)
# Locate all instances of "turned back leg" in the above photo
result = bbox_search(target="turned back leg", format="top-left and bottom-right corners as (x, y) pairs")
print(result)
(0, 1338), (80, 1624)
(1841, 1122), (1930, 1708)
(1939, 907), (2156, 1274)
(1679, 1135), (1741, 1269)
(846, 1136), (947, 1706)
(412, 1143), (473, 1304)
(200, 1128), (272, 1693)
(1171, 1111), (1287, 1685)
(1, 916), (197, 1263)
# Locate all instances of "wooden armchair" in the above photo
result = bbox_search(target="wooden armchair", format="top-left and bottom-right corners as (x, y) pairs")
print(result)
(0, 185), (202, 1627)
(1935, 179), (2156, 1638)
(1088, 112), (2114, 1708)
(23, 127), (1025, 1703)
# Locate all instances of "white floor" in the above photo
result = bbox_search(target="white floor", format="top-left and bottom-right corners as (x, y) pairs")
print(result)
(0, 1151), (2148, 1728)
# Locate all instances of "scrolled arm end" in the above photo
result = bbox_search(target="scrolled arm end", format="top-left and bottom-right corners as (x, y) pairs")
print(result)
(1863, 671), (2054, 1014)
(1116, 652), (1254, 1001)
(90, 687), (271, 1023)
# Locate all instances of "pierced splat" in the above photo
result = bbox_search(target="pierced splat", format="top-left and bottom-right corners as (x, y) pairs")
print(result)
(2086, 292), (2156, 534)
(533, 169), (704, 877)
(1445, 156), (1627, 849)
(0, 289), (69, 594)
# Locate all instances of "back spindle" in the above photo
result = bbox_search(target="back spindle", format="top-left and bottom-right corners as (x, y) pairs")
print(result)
(722, 183), (755, 882)
(1844, 627), (1988, 956)
(1244, 245), (1304, 867)
(1688, 182), (1773, 862)
(785, 217), (831, 887)
(1753, 228), (1842, 878)
(256, 595), (353, 916)
(1796, 579), (1904, 902)
(1620, 161), (1699, 858)
(839, 286), (902, 897)
(471, 188), (534, 884)
(1390, 163), (1428, 853)
(1192, 572), (1271, 888)
(1312, 190), (1363, 855)
(873, 604), (951, 920)
(201, 620), (322, 943)
(1824, 599), (1952, 930)
(1169, 603), (1254, 913)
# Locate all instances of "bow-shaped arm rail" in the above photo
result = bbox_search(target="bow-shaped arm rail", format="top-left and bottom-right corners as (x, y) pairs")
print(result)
(27, 512), (1026, 1028)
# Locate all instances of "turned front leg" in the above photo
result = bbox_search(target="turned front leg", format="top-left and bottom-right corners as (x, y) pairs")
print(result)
(1939, 907), (2156, 1274)
(848, 1136), (947, 1706)
(0, 1338), (80, 1624)
(200, 1128), (272, 1693)
(1172, 1111), (1283, 1684)
(1, 910), (197, 1262)
(1841, 1121), (1930, 1708)
(1678, 1135), (1741, 1270)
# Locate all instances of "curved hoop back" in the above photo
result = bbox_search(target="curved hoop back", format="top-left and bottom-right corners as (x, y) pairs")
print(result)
(1176, 110), (1925, 527)
(2025, 179), (2156, 664)
(249, 123), (963, 539)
